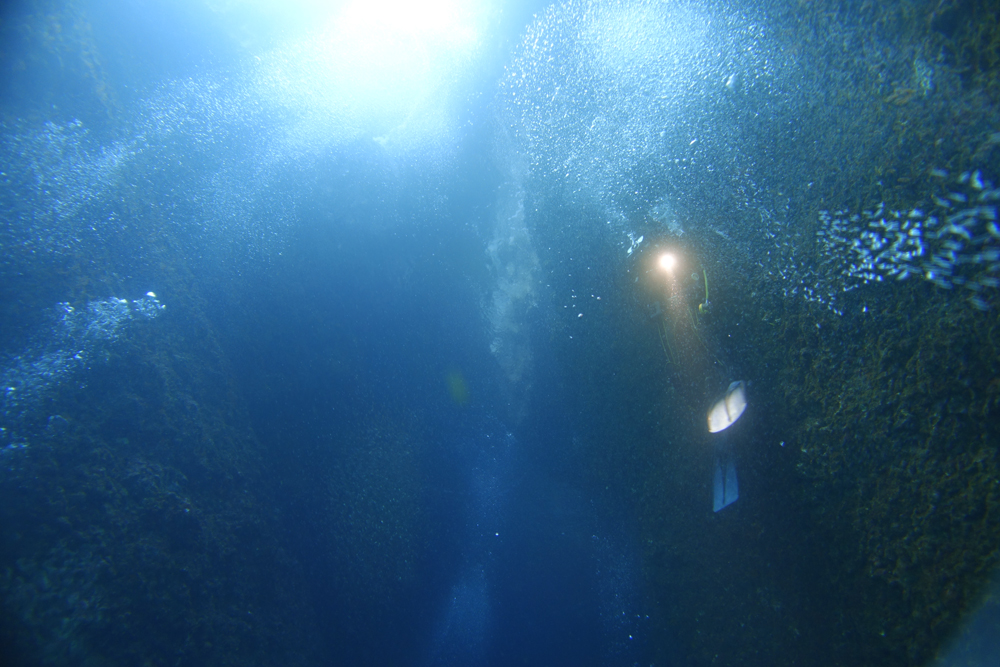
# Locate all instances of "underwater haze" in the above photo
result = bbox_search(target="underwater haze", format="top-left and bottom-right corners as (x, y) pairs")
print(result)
(1, 0), (999, 665)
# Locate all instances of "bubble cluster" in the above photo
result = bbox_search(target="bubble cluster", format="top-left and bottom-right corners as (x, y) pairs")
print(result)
(130, 292), (167, 320)
(814, 170), (999, 312)
(0, 119), (132, 267)
(768, 171), (1000, 315)
(497, 0), (783, 228)
(0, 292), (165, 453)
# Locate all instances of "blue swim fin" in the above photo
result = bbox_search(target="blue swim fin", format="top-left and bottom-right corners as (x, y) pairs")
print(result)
(713, 456), (739, 512)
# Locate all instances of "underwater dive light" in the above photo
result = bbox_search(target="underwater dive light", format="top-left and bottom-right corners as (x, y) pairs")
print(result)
(658, 252), (677, 272)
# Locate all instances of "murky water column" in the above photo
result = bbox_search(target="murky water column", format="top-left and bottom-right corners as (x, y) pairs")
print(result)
(424, 425), (651, 666)
(424, 428), (514, 666)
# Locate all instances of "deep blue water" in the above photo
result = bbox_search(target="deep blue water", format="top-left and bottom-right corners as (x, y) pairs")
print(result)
(1, 1), (999, 666)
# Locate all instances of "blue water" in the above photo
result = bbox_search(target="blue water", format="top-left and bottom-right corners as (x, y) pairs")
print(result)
(1, 1), (998, 666)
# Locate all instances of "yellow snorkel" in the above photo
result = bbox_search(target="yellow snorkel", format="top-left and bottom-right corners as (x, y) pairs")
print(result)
(697, 268), (711, 315)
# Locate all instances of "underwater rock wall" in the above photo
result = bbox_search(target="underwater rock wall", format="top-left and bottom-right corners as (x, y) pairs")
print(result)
(749, 281), (1000, 664)
(510, 1), (1000, 666)
(554, 191), (1000, 667)
(0, 282), (320, 665)
(739, 7), (1000, 660)
(0, 128), (320, 663)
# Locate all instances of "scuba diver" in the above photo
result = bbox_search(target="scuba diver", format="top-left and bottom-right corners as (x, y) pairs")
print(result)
(646, 246), (746, 512)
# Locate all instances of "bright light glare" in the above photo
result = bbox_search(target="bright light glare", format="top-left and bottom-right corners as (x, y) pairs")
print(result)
(333, 0), (480, 77)
(328, 0), (478, 94)
(659, 253), (677, 272)
(258, 0), (485, 152)
(324, 0), (479, 142)
(339, 0), (478, 44)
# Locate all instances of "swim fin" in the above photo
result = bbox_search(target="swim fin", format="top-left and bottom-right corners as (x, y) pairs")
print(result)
(713, 455), (739, 512)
